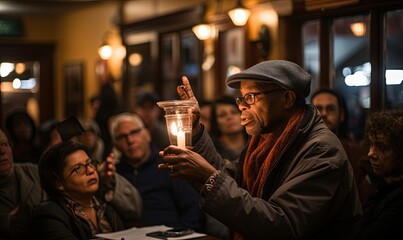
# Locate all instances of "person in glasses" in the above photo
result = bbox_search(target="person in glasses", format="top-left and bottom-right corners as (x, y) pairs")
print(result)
(311, 89), (371, 203)
(0, 127), (141, 240)
(109, 113), (204, 231)
(159, 60), (362, 239)
(30, 141), (142, 239)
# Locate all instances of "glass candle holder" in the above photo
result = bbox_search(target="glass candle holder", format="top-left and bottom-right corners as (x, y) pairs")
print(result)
(157, 100), (197, 148)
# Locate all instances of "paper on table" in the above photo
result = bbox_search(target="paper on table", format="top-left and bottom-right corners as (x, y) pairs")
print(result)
(95, 225), (207, 240)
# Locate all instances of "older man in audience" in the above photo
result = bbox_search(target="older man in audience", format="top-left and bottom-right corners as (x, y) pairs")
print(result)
(109, 112), (204, 231)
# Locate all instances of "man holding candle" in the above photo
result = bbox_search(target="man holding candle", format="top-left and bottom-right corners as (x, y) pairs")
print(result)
(158, 60), (363, 239)
(109, 113), (204, 231)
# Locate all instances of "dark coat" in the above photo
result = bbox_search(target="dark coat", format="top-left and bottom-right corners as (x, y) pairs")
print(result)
(0, 164), (45, 240)
(362, 181), (403, 239)
(195, 105), (363, 240)
(30, 197), (125, 240)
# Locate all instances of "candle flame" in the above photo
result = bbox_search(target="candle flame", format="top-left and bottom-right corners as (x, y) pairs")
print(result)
(171, 122), (178, 136)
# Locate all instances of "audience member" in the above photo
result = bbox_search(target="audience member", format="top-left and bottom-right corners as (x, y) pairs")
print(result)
(362, 109), (403, 239)
(159, 61), (362, 239)
(199, 99), (213, 134)
(31, 141), (141, 239)
(90, 95), (101, 119)
(75, 118), (105, 162)
(109, 112), (204, 231)
(311, 89), (370, 202)
(0, 128), (43, 239)
(210, 96), (248, 166)
(4, 109), (40, 163)
(95, 82), (122, 159)
(134, 91), (169, 150)
(0, 128), (141, 240)
(37, 119), (61, 153)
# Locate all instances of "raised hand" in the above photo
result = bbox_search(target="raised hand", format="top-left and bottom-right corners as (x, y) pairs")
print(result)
(177, 76), (201, 133)
(97, 153), (116, 186)
(176, 76), (197, 101)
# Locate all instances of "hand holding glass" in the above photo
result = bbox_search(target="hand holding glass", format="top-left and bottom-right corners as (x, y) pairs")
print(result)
(157, 100), (197, 148)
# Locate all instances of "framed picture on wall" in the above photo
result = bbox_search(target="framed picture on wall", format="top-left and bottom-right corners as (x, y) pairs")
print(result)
(221, 27), (246, 96)
(224, 27), (245, 69)
(64, 62), (84, 117)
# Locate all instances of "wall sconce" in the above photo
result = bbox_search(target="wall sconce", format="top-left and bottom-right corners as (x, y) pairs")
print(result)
(350, 21), (366, 37)
(228, 0), (251, 26)
(98, 31), (113, 60)
(98, 43), (113, 60)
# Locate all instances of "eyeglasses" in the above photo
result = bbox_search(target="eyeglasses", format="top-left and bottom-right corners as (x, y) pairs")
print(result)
(68, 159), (99, 177)
(235, 89), (284, 106)
(115, 128), (144, 142)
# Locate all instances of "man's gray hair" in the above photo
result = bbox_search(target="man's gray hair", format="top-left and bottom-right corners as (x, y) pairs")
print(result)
(109, 112), (145, 141)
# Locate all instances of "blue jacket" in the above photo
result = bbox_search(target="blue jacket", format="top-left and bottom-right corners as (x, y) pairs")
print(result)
(116, 145), (203, 231)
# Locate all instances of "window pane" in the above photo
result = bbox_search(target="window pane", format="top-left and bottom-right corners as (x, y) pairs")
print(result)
(0, 61), (40, 126)
(332, 15), (370, 140)
(385, 9), (403, 109)
(302, 20), (320, 100)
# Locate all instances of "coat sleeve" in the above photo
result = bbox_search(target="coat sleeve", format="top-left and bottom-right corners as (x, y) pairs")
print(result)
(192, 127), (224, 170)
(31, 202), (81, 240)
(362, 189), (403, 239)
(108, 173), (143, 222)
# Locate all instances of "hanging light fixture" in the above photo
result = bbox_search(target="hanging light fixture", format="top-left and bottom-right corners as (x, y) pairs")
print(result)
(228, 0), (251, 26)
(192, 2), (215, 40)
(192, 23), (215, 40)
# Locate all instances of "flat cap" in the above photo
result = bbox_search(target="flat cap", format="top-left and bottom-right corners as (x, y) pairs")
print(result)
(226, 60), (311, 98)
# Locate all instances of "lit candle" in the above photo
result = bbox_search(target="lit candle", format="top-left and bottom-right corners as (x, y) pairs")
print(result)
(177, 130), (186, 148)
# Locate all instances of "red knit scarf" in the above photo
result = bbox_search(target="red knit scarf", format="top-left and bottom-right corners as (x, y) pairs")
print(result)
(233, 108), (306, 240)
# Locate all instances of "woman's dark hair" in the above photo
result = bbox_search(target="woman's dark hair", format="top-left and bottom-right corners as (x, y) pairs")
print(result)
(39, 141), (91, 199)
(364, 109), (403, 163)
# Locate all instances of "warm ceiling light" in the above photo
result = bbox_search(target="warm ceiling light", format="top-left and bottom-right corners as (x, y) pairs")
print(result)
(15, 63), (26, 74)
(228, 0), (251, 26)
(98, 44), (113, 60)
(192, 23), (215, 40)
(129, 53), (143, 66)
(350, 22), (366, 37)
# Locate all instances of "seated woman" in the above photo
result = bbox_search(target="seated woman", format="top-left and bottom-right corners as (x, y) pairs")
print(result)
(31, 141), (127, 239)
(362, 109), (403, 239)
